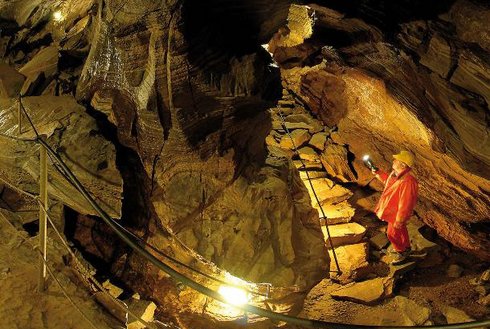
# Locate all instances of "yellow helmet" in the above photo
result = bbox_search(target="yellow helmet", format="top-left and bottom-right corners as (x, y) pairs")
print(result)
(393, 150), (415, 167)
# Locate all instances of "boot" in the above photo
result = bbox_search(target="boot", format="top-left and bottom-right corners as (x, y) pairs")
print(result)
(390, 248), (411, 265)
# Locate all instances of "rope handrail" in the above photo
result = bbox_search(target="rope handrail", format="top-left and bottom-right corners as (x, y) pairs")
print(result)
(13, 100), (490, 329)
(276, 110), (341, 274)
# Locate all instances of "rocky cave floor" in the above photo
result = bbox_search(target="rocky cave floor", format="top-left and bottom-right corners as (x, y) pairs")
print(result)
(296, 211), (490, 327)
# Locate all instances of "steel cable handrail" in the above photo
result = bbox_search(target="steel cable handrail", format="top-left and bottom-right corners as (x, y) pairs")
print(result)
(46, 153), (270, 299)
(106, 218), (270, 297)
(37, 201), (160, 329)
(0, 178), (160, 328)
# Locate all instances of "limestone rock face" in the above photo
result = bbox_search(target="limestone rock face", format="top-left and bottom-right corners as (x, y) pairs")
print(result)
(450, 49), (490, 106)
(283, 68), (347, 127)
(0, 95), (123, 218)
(161, 159), (328, 287)
(449, 0), (490, 53)
(0, 64), (25, 98)
(19, 46), (59, 80)
(53, 0), (327, 321)
(320, 142), (357, 182)
(271, 3), (490, 261)
(419, 34), (451, 78)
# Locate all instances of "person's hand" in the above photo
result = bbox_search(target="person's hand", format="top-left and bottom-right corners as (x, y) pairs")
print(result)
(393, 221), (404, 230)
(371, 168), (378, 175)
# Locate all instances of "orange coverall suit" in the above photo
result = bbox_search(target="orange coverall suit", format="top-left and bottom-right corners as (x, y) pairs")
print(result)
(374, 168), (418, 252)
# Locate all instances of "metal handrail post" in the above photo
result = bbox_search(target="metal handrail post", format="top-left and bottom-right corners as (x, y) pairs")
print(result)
(18, 97), (22, 134)
(38, 144), (48, 292)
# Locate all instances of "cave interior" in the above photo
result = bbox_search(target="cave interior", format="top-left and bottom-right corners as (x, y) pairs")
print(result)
(0, 0), (489, 328)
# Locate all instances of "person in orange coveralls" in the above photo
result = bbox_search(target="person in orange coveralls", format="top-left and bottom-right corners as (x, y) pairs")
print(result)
(373, 150), (418, 265)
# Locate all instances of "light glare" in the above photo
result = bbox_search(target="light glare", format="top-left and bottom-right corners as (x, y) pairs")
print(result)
(218, 285), (248, 306)
(53, 11), (63, 22)
(363, 154), (370, 161)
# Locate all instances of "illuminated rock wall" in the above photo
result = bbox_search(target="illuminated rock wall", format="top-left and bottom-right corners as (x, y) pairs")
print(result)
(270, 0), (490, 260)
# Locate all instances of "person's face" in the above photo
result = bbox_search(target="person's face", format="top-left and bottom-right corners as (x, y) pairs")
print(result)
(392, 159), (406, 173)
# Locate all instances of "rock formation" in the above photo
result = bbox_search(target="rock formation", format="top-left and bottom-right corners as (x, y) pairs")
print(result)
(1, 0), (490, 327)
(1, 0), (330, 326)
(268, 1), (490, 261)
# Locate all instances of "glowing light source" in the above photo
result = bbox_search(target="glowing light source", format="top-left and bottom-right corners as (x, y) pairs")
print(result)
(53, 11), (63, 22)
(218, 285), (249, 306)
(362, 154), (378, 171)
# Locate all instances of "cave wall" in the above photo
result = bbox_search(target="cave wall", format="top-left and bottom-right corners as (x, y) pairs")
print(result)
(0, 2), (335, 323)
(269, 1), (490, 260)
(69, 0), (329, 290)
(2, 0), (490, 327)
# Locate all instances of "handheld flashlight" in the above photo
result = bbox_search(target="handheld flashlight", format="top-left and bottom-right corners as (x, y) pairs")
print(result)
(362, 155), (378, 171)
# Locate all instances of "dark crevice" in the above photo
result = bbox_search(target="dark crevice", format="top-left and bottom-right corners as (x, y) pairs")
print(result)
(22, 220), (39, 237)
(63, 207), (127, 284)
(6, 20), (52, 57)
(84, 104), (151, 230)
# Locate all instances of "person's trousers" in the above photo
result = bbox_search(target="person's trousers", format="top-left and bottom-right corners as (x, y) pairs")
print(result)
(386, 221), (410, 252)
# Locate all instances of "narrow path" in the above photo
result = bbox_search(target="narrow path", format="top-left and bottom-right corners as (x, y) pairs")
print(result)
(268, 89), (477, 312)
(267, 91), (484, 327)
(267, 90), (371, 279)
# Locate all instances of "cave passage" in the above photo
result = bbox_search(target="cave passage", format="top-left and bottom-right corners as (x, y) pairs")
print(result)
(0, 0), (489, 328)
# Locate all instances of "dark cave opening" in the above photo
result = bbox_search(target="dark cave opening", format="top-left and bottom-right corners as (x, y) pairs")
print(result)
(84, 104), (152, 230)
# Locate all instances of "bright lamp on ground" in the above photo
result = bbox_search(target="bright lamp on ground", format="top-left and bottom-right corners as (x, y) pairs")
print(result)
(218, 285), (249, 306)
(53, 11), (63, 22)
